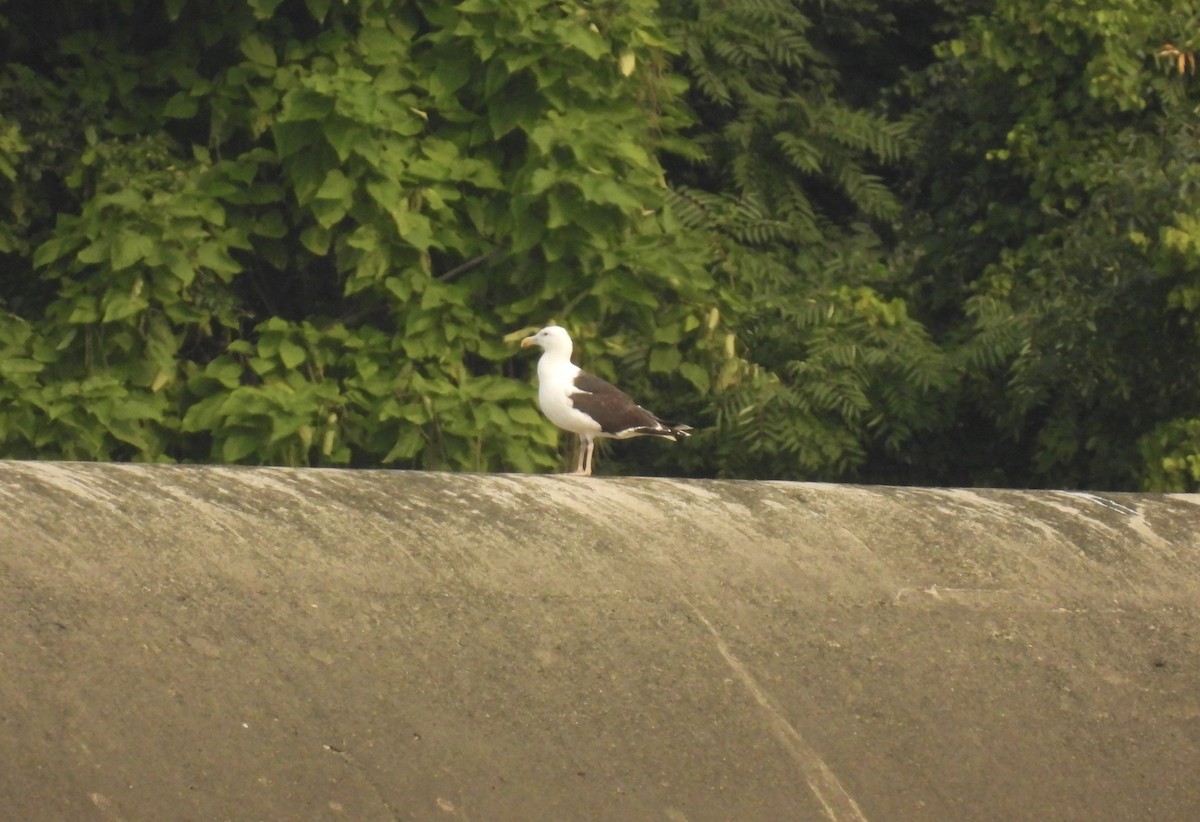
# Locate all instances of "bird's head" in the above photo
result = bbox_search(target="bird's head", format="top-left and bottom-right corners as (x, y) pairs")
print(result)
(520, 325), (573, 353)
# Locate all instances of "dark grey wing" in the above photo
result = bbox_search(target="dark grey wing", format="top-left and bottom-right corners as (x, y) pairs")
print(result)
(570, 372), (674, 437)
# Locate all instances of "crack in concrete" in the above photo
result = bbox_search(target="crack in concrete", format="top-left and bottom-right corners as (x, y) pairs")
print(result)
(324, 743), (402, 821)
(89, 792), (126, 821)
(685, 598), (869, 822)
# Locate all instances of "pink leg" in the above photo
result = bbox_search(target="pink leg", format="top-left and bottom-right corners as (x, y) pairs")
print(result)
(570, 435), (586, 475)
(571, 435), (594, 476)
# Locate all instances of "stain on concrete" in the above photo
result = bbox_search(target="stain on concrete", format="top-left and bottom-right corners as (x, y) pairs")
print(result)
(1, 461), (1199, 820)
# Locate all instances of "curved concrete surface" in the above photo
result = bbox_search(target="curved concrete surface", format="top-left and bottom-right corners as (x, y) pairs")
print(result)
(1, 460), (1199, 821)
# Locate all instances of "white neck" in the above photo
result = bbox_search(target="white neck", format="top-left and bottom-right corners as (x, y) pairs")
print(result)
(537, 344), (577, 380)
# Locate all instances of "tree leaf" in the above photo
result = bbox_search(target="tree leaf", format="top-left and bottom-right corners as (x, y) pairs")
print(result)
(240, 33), (277, 66)
(315, 169), (355, 200)
(383, 426), (425, 462)
(221, 430), (264, 462)
(278, 339), (306, 369)
(110, 231), (156, 271)
(300, 224), (332, 255)
(102, 293), (149, 323)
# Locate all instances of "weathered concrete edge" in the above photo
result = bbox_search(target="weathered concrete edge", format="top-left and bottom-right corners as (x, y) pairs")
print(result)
(2, 461), (1199, 822)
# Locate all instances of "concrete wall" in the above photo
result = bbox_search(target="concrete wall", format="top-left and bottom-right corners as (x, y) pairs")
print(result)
(1, 460), (1199, 821)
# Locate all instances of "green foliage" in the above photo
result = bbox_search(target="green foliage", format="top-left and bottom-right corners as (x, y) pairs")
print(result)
(3, 0), (1198, 489)
(658, 0), (951, 480)
(899, 0), (1200, 488)
(665, 0), (908, 231)
(1140, 418), (1200, 492)
(0, 0), (721, 473)
(711, 280), (952, 479)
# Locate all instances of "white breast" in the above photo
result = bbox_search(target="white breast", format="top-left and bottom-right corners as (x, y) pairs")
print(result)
(537, 359), (603, 436)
